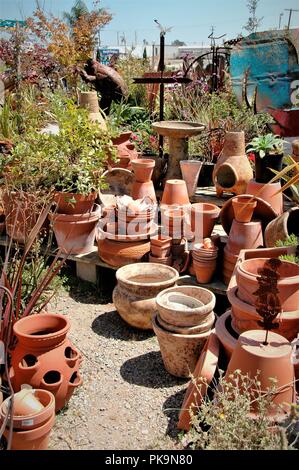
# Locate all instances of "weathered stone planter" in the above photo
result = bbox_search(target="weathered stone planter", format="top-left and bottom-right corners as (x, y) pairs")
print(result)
(113, 263), (179, 330)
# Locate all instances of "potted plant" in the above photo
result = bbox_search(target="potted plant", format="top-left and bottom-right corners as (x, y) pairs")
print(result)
(247, 134), (284, 183)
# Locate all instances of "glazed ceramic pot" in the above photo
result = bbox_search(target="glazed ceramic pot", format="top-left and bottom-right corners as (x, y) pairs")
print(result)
(152, 314), (211, 378)
(113, 263), (179, 330)
(156, 285), (216, 327)
(264, 207), (299, 247)
(3, 413), (55, 450)
(232, 195), (257, 223)
(10, 314), (83, 412)
(246, 180), (283, 216)
(191, 203), (220, 239)
(225, 219), (264, 255)
(215, 310), (238, 359)
(161, 179), (190, 206)
(49, 209), (100, 255)
(254, 153), (284, 184)
(131, 159), (155, 183)
(236, 258), (299, 311)
(179, 160), (203, 198)
(98, 237), (150, 267)
(54, 192), (97, 215)
(150, 235), (172, 258)
(111, 131), (139, 170)
(225, 330), (295, 415)
(131, 181), (157, 203)
(212, 132), (253, 197)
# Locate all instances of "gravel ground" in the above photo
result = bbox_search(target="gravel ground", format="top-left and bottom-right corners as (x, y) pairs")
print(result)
(48, 277), (188, 450)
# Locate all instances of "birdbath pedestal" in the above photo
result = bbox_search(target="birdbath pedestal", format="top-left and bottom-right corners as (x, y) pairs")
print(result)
(152, 121), (205, 181)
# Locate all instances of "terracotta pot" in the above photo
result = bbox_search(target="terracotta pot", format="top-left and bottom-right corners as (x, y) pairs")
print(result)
(225, 219), (263, 255)
(156, 285), (216, 327)
(98, 237), (150, 267)
(0, 389), (55, 431)
(215, 310), (238, 359)
(228, 285), (299, 342)
(191, 203), (220, 239)
(161, 179), (190, 206)
(236, 258), (299, 311)
(49, 209), (100, 255)
(232, 195), (257, 223)
(254, 153), (284, 184)
(161, 207), (187, 239)
(223, 247), (239, 285)
(246, 180), (283, 216)
(111, 132), (139, 170)
(152, 314), (211, 378)
(179, 160), (203, 198)
(54, 192), (97, 215)
(225, 330), (295, 415)
(149, 253), (173, 266)
(157, 311), (215, 335)
(264, 207), (299, 247)
(131, 159), (155, 183)
(78, 91), (99, 113)
(193, 258), (217, 284)
(4, 413), (55, 450)
(178, 330), (220, 431)
(150, 235), (172, 258)
(10, 314), (82, 412)
(213, 132), (253, 197)
(113, 263), (179, 330)
(131, 181), (157, 203)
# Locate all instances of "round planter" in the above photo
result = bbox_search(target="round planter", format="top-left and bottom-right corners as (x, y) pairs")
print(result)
(264, 207), (299, 247)
(131, 159), (155, 183)
(54, 192), (97, 215)
(152, 314), (211, 378)
(191, 203), (220, 238)
(225, 219), (263, 255)
(193, 258), (217, 284)
(157, 311), (215, 335)
(254, 153), (283, 184)
(0, 389), (55, 431)
(113, 263), (179, 330)
(179, 160), (203, 198)
(246, 180), (283, 216)
(3, 413), (55, 450)
(156, 285), (216, 327)
(49, 209), (100, 255)
(98, 237), (150, 267)
(215, 310), (238, 359)
(161, 179), (190, 206)
(10, 313), (82, 412)
(236, 258), (299, 311)
(232, 196), (257, 223)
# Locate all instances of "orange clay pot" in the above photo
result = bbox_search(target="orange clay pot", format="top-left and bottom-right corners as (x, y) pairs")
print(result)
(149, 253), (173, 266)
(111, 131), (139, 170)
(131, 158), (155, 183)
(161, 179), (190, 206)
(264, 207), (299, 248)
(4, 413), (55, 450)
(54, 192), (97, 215)
(232, 195), (257, 223)
(10, 314), (83, 412)
(179, 160), (203, 198)
(214, 310), (238, 360)
(225, 219), (264, 255)
(191, 203), (220, 239)
(246, 180), (283, 216)
(98, 237), (150, 267)
(150, 235), (172, 258)
(131, 181), (157, 203)
(193, 258), (217, 284)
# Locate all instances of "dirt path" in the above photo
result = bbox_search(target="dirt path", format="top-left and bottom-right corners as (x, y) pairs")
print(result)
(48, 279), (188, 450)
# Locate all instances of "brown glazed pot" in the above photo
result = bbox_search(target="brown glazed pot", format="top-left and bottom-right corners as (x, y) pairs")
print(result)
(212, 132), (253, 197)
(98, 237), (150, 267)
(49, 209), (100, 255)
(3, 413), (55, 450)
(264, 207), (299, 247)
(10, 314), (83, 412)
(161, 179), (190, 206)
(191, 203), (220, 239)
(113, 263), (179, 330)
(152, 314), (211, 378)
(246, 180), (283, 216)
(54, 192), (97, 215)
(131, 159), (155, 183)
(232, 195), (257, 223)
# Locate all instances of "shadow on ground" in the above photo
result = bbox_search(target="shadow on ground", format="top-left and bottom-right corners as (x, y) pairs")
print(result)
(163, 388), (187, 438)
(92, 310), (155, 342)
(120, 351), (188, 389)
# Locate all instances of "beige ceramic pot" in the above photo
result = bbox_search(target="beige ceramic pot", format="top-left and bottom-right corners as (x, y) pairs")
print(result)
(157, 311), (215, 335)
(113, 263), (179, 330)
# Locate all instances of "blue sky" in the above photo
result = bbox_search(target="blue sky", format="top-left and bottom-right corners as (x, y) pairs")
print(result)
(1, 0), (299, 46)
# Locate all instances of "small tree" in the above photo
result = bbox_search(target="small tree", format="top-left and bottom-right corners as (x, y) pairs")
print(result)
(171, 39), (186, 46)
(243, 0), (263, 34)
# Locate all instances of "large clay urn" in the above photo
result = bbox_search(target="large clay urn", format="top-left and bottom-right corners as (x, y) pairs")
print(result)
(113, 263), (179, 330)
(213, 132), (253, 197)
(265, 207), (299, 247)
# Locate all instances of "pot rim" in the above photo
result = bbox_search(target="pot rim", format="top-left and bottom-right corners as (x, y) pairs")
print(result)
(156, 285), (216, 313)
(13, 313), (70, 341)
(116, 263), (179, 287)
(238, 257), (299, 281)
(152, 314), (211, 339)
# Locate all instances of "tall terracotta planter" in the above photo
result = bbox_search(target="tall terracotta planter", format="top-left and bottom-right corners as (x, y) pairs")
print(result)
(10, 314), (83, 412)
(78, 91), (100, 113)
(264, 207), (299, 247)
(179, 160), (203, 198)
(246, 180), (283, 216)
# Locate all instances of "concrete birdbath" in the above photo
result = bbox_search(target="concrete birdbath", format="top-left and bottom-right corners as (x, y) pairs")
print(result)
(152, 121), (205, 180)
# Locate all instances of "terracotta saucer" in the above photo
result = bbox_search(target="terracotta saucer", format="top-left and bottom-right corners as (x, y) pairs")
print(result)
(220, 195), (277, 235)
(99, 168), (134, 206)
(177, 330), (220, 431)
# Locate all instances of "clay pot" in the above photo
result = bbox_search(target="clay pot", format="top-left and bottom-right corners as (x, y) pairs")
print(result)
(152, 314), (211, 378)
(0, 389), (55, 431)
(191, 203), (220, 239)
(254, 153), (284, 184)
(228, 285), (299, 342)
(246, 180), (283, 216)
(236, 258), (299, 311)
(54, 192), (97, 215)
(178, 330), (220, 431)
(10, 313), (83, 412)
(225, 330), (295, 415)
(131, 181), (157, 203)
(4, 413), (55, 450)
(179, 160), (203, 198)
(78, 91), (99, 113)
(150, 235), (172, 258)
(49, 209), (100, 255)
(98, 237), (150, 267)
(157, 311), (215, 335)
(161, 207), (187, 239)
(223, 247), (239, 286)
(111, 131), (139, 170)
(113, 263), (179, 330)
(213, 132), (253, 196)
(265, 207), (299, 247)
(161, 179), (190, 206)
(193, 258), (217, 284)
(215, 310), (238, 359)
(149, 253), (173, 266)
(156, 285), (216, 327)
(232, 195), (257, 223)
(131, 159), (155, 183)
(225, 219), (264, 255)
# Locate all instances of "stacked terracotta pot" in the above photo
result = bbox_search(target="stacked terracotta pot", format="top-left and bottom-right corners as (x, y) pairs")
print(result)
(192, 239), (218, 284)
(153, 286), (216, 377)
(149, 234), (173, 265)
(131, 159), (156, 202)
